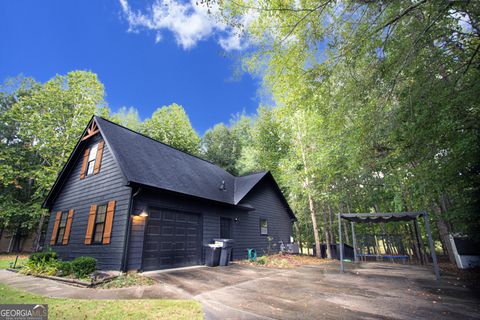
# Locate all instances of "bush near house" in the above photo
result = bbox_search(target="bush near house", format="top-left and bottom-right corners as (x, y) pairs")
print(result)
(71, 256), (96, 278)
(29, 251), (58, 263)
(21, 251), (97, 280)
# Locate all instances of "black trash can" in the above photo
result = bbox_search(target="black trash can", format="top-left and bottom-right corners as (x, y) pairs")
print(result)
(213, 239), (235, 266)
(204, 244), (221, 267)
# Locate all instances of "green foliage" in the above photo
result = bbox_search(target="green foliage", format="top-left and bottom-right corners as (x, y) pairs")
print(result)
(206, 0), (480, 251)
(256, 256), (267, 265)
(141, 103), (201, 155)
(0, 71), (106, 235)
(58, 261), (73, 276)
(202, 123), (241, 174)
(70, 256), (97, 278)
(110, 106), (142, 131)
(29, 251), (58, 264)
(22, 254), (59, 276)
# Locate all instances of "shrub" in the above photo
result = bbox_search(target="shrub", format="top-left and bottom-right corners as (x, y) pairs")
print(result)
(29, 251), (57, 263)
(21, 258), (59, 276)
(71, 256), (97, 278)
(256, 256), (267, 265)
(58, 261), (73, 276)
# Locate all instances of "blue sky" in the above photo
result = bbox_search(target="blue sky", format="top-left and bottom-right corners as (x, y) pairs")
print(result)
(0, 0), (260, 134)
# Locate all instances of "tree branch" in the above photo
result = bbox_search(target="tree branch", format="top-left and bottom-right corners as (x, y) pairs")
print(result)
(375, 0), (428, 33)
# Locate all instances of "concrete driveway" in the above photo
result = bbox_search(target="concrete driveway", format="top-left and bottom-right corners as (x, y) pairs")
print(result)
(145, 262), (480, 320)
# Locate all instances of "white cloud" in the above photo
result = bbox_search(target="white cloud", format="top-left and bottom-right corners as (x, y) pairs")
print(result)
(119, 0), (250, 51)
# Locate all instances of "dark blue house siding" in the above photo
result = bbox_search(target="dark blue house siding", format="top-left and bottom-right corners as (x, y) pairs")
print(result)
(45, 134), (132, 270)
(235, 179), (294, 258)
(126, 178), (293, 270)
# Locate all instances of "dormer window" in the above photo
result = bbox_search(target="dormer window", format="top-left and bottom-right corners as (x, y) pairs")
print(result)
(86, 143), (98, 176)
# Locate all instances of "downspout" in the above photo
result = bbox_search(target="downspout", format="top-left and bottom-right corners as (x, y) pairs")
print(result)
(121, 186), (142, 272)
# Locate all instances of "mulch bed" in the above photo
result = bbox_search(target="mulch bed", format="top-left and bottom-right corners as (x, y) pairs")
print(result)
(237, 253), (334, 269)
(439, 262), (480, 290)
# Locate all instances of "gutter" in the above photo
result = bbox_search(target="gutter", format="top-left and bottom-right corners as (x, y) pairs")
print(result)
(121, 186), (142, 272)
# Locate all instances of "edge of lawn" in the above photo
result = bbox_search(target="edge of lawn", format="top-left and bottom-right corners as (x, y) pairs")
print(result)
(0, 283), (203, 320)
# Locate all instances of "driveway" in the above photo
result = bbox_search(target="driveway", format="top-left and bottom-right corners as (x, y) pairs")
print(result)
(146, 262), (480, 320)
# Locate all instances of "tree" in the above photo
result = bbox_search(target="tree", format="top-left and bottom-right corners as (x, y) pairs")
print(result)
(110, 106), (142, 131)
(202, 123), (241, 174)
(141, 104), (201, 155)
(210, 0), (480, 257)
(0, 71), (107, 250)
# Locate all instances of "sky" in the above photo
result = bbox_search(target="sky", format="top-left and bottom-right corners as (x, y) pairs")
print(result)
(0, 0), (261, 134)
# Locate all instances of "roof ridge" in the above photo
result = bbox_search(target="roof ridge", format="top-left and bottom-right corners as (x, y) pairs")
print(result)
(94, 115), (235, 178)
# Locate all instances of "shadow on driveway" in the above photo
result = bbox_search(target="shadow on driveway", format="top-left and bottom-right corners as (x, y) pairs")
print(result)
(145, 262), (480, 320)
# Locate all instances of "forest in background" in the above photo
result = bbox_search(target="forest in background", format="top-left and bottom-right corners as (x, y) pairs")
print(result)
(1, 0), (479, 263)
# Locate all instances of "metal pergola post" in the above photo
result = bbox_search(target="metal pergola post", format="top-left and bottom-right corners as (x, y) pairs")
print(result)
(338, 212), (344, 272)
(423, 212), (440, 280)
(351, 222), (357, 262)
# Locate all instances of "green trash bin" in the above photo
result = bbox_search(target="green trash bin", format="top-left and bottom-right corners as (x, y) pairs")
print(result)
(248, 248), (257, 261)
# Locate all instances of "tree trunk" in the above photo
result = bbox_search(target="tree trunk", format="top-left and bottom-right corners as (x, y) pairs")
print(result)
(328, 204), (334, 241)
(307, 190), (321, 258)
(436, 195), (456, 263)
(32, 212), (46, 252)
(343, 222), (350, 244)
(294, 118), (321, 258)
(321, 204), (332, 258)
(407, 223), (421, 263)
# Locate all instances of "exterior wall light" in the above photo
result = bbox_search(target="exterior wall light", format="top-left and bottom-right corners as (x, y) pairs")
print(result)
(139, 211), (148, 217)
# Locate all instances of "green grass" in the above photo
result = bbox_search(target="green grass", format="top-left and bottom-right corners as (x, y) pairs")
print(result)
(0, 284), (203, 320)
(0, 254), (28, 269)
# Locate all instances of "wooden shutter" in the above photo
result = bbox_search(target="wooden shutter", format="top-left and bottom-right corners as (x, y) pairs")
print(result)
(93, 141), (104, 175)
(79, 148), (90, 179)
(102, 200), (116, 244)
(85, 204), (97, 245)
(50, 211), (62, 245)
(62, 209), (75, 245)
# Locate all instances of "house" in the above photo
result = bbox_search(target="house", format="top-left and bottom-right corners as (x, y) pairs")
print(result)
(42, 116), (296, 271)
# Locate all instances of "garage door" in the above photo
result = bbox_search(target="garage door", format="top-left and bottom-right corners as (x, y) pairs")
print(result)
(142, 208), (202, 271)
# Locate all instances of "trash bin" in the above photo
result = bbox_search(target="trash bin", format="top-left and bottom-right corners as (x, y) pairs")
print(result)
(247, 248), (257, 261)
(213, 239), (235, 266)
(204, 244), (222, 267)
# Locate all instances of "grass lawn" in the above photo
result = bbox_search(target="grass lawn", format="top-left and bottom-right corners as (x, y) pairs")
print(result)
(0, 284), (203, 320)
(0, 254), (28, 269)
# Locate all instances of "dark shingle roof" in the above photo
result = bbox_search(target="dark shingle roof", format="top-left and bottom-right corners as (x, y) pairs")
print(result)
(234, 172), (267, 204)
(44, 116), (295, 219)
(96, 117), (236, 204)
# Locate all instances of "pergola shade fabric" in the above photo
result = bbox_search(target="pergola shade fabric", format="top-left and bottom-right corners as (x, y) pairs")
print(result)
(340, 212), (425, 223)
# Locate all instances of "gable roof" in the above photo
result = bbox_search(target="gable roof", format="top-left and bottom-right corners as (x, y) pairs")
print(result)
(43, 116), (296, 220)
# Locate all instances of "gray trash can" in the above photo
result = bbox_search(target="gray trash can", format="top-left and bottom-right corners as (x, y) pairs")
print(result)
(204, 244), (222, 267)
(213, 239), (235, 266)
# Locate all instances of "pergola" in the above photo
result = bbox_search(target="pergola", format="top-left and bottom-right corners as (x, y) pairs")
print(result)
(338, 211), (440, 280)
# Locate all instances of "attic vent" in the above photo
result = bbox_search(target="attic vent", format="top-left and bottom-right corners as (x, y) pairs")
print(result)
(219, 180), (226, 191)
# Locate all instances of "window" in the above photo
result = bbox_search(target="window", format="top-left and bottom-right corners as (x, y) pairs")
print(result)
(93, 204), (107, 243)
(86, 143), (98, 176)
(260, 219), (268, 235)
(55, 212), (68, 245)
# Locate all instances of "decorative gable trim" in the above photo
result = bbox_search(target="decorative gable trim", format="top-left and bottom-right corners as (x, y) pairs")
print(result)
(81, 120), (99, 141)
